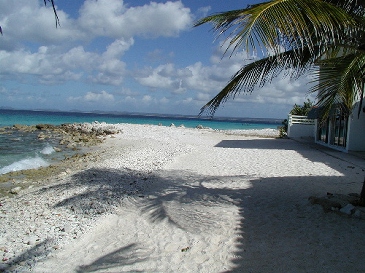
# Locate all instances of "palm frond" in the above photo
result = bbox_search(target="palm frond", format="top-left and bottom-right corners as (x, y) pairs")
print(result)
(325, 0), (365, 16)
(311, 52), (365, 118)
(44, 0), (60, 27)
(199, 46), (322, 115)
(195, 0), (365, 117)
(194, 0), (356, 57)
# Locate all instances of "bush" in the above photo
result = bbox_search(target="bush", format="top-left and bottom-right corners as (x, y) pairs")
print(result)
(289, 99), (314, 116)
(279, 119), (288, 138)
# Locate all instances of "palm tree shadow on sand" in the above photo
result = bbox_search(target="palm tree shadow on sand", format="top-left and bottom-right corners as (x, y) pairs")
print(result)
(1, 240), (53, 272)
(36, 167), (250, 272)
(75, 243), (149, 273)
(17, 138), (365, 272)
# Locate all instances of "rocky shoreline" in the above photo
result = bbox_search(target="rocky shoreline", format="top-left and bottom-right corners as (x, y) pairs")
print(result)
(0, 123), (192, 272)
(0, 122), (127, 272)
(0, 122), (121, 197)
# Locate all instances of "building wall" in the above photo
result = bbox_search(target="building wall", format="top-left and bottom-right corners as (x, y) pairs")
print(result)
(347, 103), (365, 151)
(288, 124), (315, 138)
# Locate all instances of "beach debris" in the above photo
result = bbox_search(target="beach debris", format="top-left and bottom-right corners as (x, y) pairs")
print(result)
(181, 247), (190, 252)
(0, 246), (8, 252)
(53, 147), (62, 152)
(9, 187), (22, 195)
(309, 192), (365, 219)
(37, 133), (47, 140)
(12, 124), (37, 132)
(23, 236), (39, 245)
(35, 124), (57, 130)
(340, 204), (356, 215)
(195, 124), (212, 130)
(308, 196), (341, 211)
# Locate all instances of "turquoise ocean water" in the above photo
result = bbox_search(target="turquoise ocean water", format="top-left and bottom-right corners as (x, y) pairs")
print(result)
(0, 109), (282, 174)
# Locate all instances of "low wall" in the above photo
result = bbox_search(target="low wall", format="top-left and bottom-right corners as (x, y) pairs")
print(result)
(288, 123), (315, 138)
(287, 115), (315, 138)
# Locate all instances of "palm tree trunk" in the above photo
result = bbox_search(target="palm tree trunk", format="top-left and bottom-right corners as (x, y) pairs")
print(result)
(359, 177), (365, 206)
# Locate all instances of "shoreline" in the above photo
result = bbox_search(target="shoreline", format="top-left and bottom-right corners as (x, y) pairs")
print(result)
(1, 123), (365, 272)
(0, 123), (279, 197)
(0, 122), (123, 197)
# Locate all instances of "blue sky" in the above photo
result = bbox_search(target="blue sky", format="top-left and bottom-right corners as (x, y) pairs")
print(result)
(0, 0), (315, 119)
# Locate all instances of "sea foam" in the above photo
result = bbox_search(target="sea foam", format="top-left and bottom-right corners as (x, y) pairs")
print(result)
(0, 156), (50, 174)
(40, 144), (55, 155)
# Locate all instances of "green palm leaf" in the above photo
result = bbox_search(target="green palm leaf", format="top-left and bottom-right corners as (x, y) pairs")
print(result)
(195, 0), (356, 57)
(312, 52), (365, 117)
(199, 46), (323, 115)
(195, 0), (363, 117)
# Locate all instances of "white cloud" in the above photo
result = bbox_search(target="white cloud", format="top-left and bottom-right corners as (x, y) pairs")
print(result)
(0, 86), (7, 94)
(85, 90), (114, 102)
(146, 49), (174, 63)
(68, 90), (114, 103)
(92, 59), (127, 86)
(0, 47), (83, 83)
(136, 63), (187, 92)
(196, 93), (211, 101)
(0, 0), (193, 86)
(160, 97), (169, 104)
(116, 88), (139, 96)
(197, 6), (211, 17)
(133, 44), (255, 96)
(0, 0), (83, 49)
(78, 0), (126, 37)
(103, 38), (134, 59)
(142, 95), (153, 103)
(61, 46), (98, 70)
(231, 75), (316, 107)
(78, 0), (193, 38)
(0, 37), (133, 85)
(0, 0), (193, 49)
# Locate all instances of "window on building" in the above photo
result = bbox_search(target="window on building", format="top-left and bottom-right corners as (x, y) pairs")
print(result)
(329, 108), (348, 147)
(317, 119), (329, 143)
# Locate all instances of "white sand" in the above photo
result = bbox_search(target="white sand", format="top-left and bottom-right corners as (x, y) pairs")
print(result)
(1, 124), (365, 272)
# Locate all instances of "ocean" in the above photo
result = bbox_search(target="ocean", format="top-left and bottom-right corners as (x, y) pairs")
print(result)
(0, 109), (283, 174)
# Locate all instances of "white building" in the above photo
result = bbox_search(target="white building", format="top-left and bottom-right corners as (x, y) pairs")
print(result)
(307, 102), (365, 152)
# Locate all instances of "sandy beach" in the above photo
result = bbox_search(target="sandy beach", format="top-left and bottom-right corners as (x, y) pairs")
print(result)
(1, 123), (365, 272)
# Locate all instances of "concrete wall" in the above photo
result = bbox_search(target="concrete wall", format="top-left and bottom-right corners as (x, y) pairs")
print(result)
(288, 124), (315, 138)
(347, 103), (365, 151)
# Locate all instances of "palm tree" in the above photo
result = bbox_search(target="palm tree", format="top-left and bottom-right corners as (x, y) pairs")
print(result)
(194, 0), (365, 118)
(195, 0), (365, 205)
